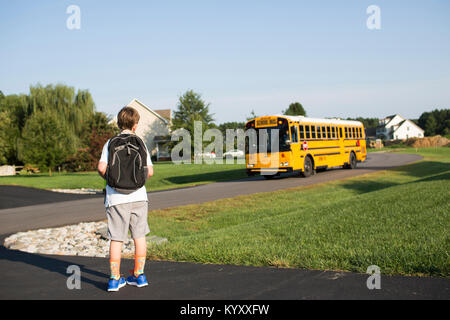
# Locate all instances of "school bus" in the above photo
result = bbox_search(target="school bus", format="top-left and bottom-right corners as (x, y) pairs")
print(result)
(244, 115), (367, 178)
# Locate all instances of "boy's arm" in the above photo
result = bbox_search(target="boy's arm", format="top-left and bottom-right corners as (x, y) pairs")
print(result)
(98, 161), (107, 179)
(98, 141), (109, 179)
(144, 143), (153, 179)
(146, 165), (153, 178)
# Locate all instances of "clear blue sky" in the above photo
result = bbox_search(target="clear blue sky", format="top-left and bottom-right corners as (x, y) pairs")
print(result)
(1, 0), (449, 123)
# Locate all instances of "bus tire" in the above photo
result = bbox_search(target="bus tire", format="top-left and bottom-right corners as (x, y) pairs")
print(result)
(302, 156), (313, 177)
(346, 152), (357, 169)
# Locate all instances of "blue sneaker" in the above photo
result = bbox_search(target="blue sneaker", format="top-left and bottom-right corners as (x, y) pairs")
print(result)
(107, 277), (126, 292)
(126, 274), (148, 287)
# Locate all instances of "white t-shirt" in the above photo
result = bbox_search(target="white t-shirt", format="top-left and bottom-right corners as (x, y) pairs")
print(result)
(99, 135), (152, 208)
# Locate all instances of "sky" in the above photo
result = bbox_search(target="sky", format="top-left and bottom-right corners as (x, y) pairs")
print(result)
(1, 0), (449, 124)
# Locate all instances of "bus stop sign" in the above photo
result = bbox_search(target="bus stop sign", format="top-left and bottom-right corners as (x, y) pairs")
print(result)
(302, 141), (308, 150)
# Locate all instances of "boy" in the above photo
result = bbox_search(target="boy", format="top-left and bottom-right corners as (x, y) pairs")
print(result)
(97, 106), (153, 292)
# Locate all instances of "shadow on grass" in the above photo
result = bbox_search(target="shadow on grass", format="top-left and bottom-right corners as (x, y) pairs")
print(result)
(339, 161), (450, 195)
(389, 160), (450, 178)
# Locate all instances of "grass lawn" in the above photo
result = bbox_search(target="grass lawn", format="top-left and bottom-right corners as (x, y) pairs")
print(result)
(147, 147), (450, 277)
(0, 161), (246, 192)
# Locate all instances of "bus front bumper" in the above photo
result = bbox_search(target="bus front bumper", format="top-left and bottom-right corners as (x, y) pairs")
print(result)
(246, 167), (293, 176)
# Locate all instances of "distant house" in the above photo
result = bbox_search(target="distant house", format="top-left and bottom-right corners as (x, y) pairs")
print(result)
(112, 98), (172, 161)
(376, 114), (424, 140)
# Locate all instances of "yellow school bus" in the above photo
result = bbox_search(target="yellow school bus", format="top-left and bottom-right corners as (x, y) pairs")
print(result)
(244, 115), (367, 178)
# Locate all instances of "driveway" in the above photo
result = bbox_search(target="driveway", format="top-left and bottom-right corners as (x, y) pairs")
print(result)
(1, 152), (448, 299)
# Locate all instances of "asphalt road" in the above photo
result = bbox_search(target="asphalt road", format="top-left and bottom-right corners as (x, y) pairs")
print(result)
(0, 152), (423, 235)
(1, 152), (449, 299)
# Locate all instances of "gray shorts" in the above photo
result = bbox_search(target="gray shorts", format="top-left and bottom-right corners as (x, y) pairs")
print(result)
(106, 201), (150, 242)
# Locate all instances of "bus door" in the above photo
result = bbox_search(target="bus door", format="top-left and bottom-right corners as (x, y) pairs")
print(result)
(289, 124), (300, 170)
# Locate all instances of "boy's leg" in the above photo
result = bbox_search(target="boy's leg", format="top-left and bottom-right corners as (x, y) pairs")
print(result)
(133, 237), (146, 277)
(109, 240), (123, 280)
(106, 203), (131, 280)
(129, 201), (150, 277)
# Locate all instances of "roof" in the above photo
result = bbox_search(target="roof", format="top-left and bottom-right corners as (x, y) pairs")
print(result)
(129, 98), (169, 124)
(154, 109), (171, 122)
(393, 118), (424, 133)
(276, 114), (363, 126)
(384, 114), (397, 121)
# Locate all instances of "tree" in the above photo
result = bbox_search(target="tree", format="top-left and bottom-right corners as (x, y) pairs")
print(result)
(171, 90), (215, 155)
(283, 102), (306, 116)
(418, 109), (450, 136)
(28, 84), (95, 142)
(424, 115), (437, 136)
(0, 83), (99, 169)
(0, 94), (28, 164)
(346, 117), (379, 128)
(218, 122), (246, 135)
(0, 110), (19, 165)
(65, 112), (119, 171)
(246, 109), (258, 120)
(19, 110), (76, 175)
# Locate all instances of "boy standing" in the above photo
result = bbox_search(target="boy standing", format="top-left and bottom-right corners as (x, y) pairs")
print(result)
(97, 106), (153, 292)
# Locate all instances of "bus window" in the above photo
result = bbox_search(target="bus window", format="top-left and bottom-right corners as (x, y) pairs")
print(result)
(291, 125), (298, 143)
(339, 127), (342, 138)
(356, 127), (360, 138)
(299, 125), (305, 140)
(322, 126), (326, 139)
(352, 127), (356, 139)
(331, 126), (336, 139)
(316, 126), (321, 139)
(326, 126), (331, 139)
(345, 127), (348, 138)
(305, 125), (311, 139)
(359, 127), (363, 138)
(311, 125), (316, 139)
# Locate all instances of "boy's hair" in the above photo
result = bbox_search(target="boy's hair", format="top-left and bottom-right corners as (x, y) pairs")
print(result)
(117, 107), (140, 130)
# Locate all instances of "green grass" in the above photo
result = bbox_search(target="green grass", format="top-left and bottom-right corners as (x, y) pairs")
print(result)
(147, 148), (450, 277)
(0, 161), (246, 191)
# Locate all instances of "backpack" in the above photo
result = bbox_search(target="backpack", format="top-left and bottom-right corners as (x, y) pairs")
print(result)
(106, 133), (148, 194)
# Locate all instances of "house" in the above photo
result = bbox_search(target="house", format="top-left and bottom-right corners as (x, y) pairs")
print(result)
(112, 98), (172, 161)
(375, 114), (424, 140)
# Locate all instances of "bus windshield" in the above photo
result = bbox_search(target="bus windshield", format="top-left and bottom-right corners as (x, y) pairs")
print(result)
(245, 125), (291, 154)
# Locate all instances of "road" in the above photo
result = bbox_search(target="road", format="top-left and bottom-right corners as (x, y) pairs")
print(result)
(1, 152), (449, 299)
(0, 152), (423, 235)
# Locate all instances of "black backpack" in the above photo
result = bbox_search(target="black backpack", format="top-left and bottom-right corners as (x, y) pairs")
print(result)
(106, 133), (148, 194)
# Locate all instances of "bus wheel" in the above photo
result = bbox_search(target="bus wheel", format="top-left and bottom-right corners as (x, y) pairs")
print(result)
(302, 156), (313, 177)
(346, 152), (357, 169)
